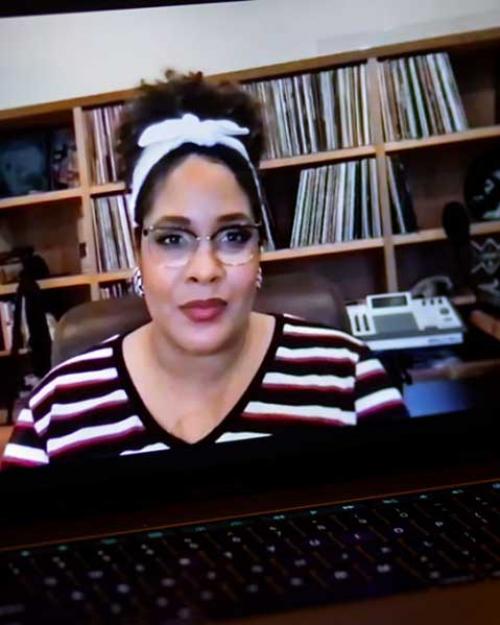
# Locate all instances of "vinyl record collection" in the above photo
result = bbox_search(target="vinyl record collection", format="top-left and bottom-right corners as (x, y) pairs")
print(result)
(290, 158), (381, 246)
(242, 63), (371, 159)
(83, 54), (464, 255)
(387, 156), (417, 234)
(290, 156), (417, 246)
(378, 52), (468, 141)
(99, 281), (134, 300)
(85, 104), (124, 184)
(92, 195), (136, 272)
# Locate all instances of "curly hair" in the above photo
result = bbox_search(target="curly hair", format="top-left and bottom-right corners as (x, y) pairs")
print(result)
(117, 69), (266, 229)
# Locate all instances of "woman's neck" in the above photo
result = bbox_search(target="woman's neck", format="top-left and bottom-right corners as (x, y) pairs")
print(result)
(146, 316), (254, 388)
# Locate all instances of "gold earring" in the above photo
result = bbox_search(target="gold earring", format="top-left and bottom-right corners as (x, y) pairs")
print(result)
(132, 266), (144, 297)
(256, 266), (263, 289)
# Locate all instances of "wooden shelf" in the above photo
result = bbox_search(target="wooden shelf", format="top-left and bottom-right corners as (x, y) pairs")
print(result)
(87, 145), (377, 190)
(262, 238), (384, 263)
(393, 228), (447, 246)
(385, 125), (500, 154)
(97, 269), (133, 283)
(0, 274), (94, 296)
(471, 220), (500, 236)
(0, 271), (137, 296)
(260, 145), (376, 170)
(0, 187), (82, 211)
(0, 241), (385, 297)
(393, 220), (500, 246)
(90, 182), (127, 197)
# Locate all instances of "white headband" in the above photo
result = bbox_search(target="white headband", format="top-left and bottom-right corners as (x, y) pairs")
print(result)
(129, 112), (265, 228)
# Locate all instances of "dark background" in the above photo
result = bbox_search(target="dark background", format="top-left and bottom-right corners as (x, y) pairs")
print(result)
(0, 1), (251, 18)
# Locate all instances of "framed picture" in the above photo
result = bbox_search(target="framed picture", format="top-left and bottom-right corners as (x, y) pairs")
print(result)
(50, 127), (79, 190)
(0, 131), (50, 198)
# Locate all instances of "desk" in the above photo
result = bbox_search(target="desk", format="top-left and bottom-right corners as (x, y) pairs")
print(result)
(379, 305), (500, 418)
(409, 358), (500, 382)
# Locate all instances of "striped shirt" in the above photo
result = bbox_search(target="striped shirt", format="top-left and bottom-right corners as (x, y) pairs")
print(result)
(1, 314), (408, 469)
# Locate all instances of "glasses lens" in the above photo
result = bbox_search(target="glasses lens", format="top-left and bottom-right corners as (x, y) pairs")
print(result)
(215, 225), (259, 265)
(147, 228), (194, 267)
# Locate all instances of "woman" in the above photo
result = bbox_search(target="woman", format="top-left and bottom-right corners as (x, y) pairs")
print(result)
(2, 70), (407, 469)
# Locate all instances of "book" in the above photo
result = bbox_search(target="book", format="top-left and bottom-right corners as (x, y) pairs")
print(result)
(319, 71), (336, 150)
(377, 64), (394, 141)
(352, 66), (363, 147)
(353, 160), (363, 239)
(290, 169), (307, 247)
(334, 161), (347, 241)
(322, 166), (335, 242)
(385, 62), (402, 140)
(369, 159), (382, 237)
(0, 300), (13, 352)
(315, 166), (328, 243)
(427, 53), (453, 134)
(387, 157), (417, 234)
(416, 55), (443, 134)
(435, 53), (468, 132)
(407, 56), (430, 137)
(379, 52), (466, 140)
(246, 63), (370, 158)
(91, 198), (105, 272)
(293, 75), (309, 153)
(86, 105), (124, 184)
(311, 73), (327, 151)
(117, 195), (137, 268)
(398, 58), (418, 139)
(360, 64), (370, 145)
(360, 159), (370, 239)
(302, 74), (318, 154)
(337, 69), (349, 148)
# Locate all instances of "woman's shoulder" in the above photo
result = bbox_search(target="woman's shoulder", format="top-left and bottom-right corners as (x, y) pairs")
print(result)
(276, 312), (366, 353)
(28, 332), (125, 407)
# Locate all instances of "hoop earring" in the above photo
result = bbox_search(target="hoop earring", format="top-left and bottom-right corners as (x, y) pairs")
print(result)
(132, 266), (145, 298)
(256, 266), (263, 290)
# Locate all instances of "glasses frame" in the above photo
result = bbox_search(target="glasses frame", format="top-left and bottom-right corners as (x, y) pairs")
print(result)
(141, 222), (262, 267)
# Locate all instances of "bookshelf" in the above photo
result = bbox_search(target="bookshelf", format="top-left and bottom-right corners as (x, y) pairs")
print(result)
(0, 26), (500, 348)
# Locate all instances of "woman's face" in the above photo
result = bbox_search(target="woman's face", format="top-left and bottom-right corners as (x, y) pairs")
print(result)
(139, 154), (260, 356)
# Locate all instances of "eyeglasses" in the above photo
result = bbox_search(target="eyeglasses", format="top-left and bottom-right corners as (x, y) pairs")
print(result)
(142, 223), (261, 268)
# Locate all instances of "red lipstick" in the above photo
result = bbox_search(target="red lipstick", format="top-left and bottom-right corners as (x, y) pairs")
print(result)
(179, 298), (227, 323)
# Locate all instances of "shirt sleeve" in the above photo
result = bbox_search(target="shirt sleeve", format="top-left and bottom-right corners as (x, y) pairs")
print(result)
(0, 404), (49, 470)
(354, 346), (409, 423)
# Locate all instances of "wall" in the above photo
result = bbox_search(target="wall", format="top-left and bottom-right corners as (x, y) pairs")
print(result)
(1, 0), (500, 110)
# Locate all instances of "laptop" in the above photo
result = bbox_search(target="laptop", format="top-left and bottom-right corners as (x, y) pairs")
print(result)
(0, 369), (499, 625)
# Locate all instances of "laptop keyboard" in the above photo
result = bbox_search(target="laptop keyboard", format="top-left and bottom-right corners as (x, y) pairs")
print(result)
(1, 480), (499, 624)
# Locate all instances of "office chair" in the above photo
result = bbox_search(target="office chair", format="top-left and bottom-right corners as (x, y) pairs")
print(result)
(51, 272), (349, 366)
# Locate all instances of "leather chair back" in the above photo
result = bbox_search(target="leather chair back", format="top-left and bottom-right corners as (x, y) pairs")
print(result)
(52, 272), (348, 366)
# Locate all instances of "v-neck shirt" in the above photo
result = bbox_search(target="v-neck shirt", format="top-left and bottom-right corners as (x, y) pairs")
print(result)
(116, 314), (284, 449)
